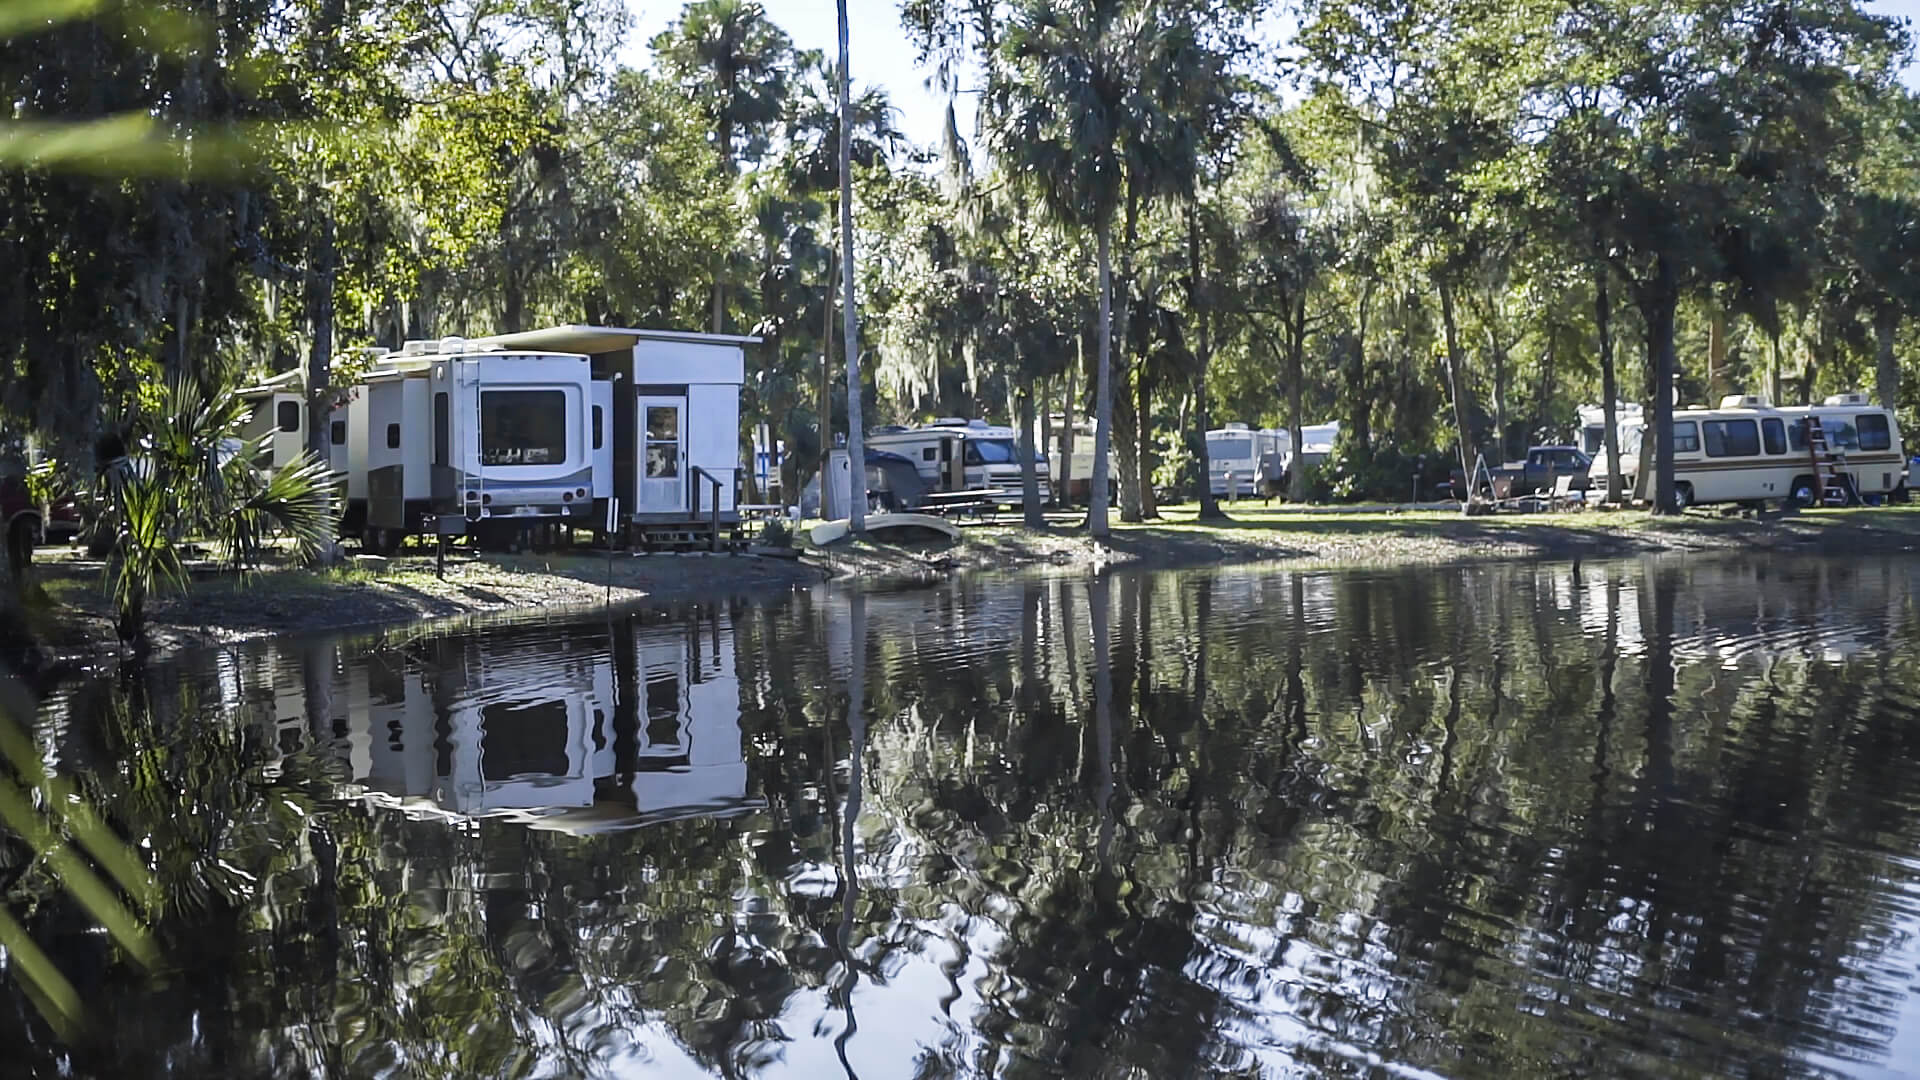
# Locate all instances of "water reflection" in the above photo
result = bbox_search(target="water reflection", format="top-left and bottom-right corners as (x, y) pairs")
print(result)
(12, 555), (1920, 1078)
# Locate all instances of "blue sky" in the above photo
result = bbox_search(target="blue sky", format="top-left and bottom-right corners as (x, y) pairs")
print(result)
(625, 0), (1920, 157)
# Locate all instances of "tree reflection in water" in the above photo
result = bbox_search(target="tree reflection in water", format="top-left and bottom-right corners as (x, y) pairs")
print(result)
(8, 555), (1920, 1077)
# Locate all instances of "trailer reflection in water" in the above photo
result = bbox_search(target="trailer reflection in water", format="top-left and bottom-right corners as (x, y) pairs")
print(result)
(289, 612), (760, 832)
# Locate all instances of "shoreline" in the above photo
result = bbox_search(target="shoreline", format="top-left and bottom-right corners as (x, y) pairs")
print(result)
(8, 504), (1919, 664)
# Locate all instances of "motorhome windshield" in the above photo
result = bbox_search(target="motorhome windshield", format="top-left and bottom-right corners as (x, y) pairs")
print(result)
(1207, 435), (1253, 460)
(481, 390), (567, 465)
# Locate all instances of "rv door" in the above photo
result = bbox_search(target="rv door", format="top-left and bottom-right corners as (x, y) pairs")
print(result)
(637, 395), (686, 514)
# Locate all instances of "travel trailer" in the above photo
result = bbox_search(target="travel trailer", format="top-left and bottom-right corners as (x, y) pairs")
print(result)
(478, 325), (755, 550)
(235, 369), (348, 479)
(1618, 393), (1904, 508)
(344, 340), (596, 552)
(1578, 401), (1645, 487)
(866, 418), (1051, 508)
(1047, 415), (1105, 503)
(1205, 423), (1290, 497)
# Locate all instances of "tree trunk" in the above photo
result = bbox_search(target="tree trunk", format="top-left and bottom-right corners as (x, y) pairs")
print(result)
(1189, 205), (1222, 520)
(1707, 303), (1727, 402)
(1019, 385), (1042, 528)
(1876, 306), (1900, 412)
(837, 0), (866, 534)
(1435, 274), (1476, 494)
(1646, 256), (1679, 514)
(1091, 222), (1114, 539)
(1137, 357), (1158, 518)
(1489, 328), (1508, 464)
(306, 204), (335, 462)
(1348, 284), (1375, 457)
(1061, 345), (1078, 505)
(820, 222), (836, 491)
(1768, 329), (1783, 404)
(1538, 322), (1555, 445)
(1114, 191), (1143, 523)
(1286, 293), (1308, 503)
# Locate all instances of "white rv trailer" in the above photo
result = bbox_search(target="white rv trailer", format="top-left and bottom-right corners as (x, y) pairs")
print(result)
(477, 325), (755, 549)
(1577, 401), (1645, 485)
(1577, 401), (1644, 457)
(865, 418), (1052, 507)
(344, 340), (595, 552)
(1205, 423), (1290, 497)
(235, 369), (349, 479)
(1618, 393), (1904, 508)
(1279, 421), (1340, 480)
(1046, 415), (1108, 503)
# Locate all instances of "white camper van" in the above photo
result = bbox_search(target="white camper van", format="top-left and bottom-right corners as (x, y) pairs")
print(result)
(346, 340), (595, 552)
(1619, 393), (1904, 508)
(866, 418), (1051, 507)
(1206, 423), (1290, 497)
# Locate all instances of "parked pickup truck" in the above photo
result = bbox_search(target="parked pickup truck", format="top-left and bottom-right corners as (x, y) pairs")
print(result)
(1449, 445), (1593, 500)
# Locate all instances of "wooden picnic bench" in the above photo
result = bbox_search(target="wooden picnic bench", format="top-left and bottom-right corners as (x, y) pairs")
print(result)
(916, 489), (1013, 521)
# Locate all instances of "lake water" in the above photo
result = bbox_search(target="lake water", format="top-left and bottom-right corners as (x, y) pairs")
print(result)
(12, 555), (1920, 1078)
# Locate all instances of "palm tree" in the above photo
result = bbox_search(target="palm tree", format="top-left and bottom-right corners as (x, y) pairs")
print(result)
(651, 0), (798, 332)
(834, 0), (870, 531)
(989, 0), (1239, 537)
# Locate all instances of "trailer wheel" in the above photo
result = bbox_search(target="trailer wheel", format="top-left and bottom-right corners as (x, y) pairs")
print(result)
(1790, 477), (1818, 508)
(1673, 483), (1693, 511)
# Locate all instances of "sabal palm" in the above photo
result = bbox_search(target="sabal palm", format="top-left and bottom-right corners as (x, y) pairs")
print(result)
(989, 0), (1230, 537)
(106, 378), (336, 641)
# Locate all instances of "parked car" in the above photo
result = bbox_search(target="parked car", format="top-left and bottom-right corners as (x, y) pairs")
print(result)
(1449, 446), (1593, 501)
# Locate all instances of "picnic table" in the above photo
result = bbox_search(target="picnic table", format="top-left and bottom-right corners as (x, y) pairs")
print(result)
(916, 489), (1013, 521)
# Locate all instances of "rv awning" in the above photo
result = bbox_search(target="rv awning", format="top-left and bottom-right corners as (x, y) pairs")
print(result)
(477, 325), (762, 356)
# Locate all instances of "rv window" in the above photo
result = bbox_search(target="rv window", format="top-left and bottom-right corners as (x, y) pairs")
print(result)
(277, 401), (301, 433)
(963, 439), (1019, 466)
(1803, 418), (1860, 450)
(433, 392), (448, 467)
(1762, 418), (1786, 455)
(386, 423), (400, 450)
(922, 447), (936, 462)
(593, 405), (604, 451)
(1672, 422), (1699, 454)
(1206, 435), (1253, 461)
(330, 419), (347, 446)
(1859, 413), (1892, 451)
(481, 390), (567, 466)
(1703, 419), (1759, 458)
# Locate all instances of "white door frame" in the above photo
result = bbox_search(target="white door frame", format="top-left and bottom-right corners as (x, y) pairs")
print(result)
(637, 395), (687, 515)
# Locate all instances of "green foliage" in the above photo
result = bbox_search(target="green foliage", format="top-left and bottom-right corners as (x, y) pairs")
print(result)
(102, 378), (336, 641)
(0, 673), (160, 1039)
(1153, 426), (1195, 496)
(759, 516), (794, 548)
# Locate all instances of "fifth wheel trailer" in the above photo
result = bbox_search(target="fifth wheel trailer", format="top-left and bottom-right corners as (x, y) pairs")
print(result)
(344, 342), (596, 552)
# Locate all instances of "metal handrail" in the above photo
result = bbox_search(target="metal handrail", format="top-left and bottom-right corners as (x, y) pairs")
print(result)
(689, 465), (723, 553)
